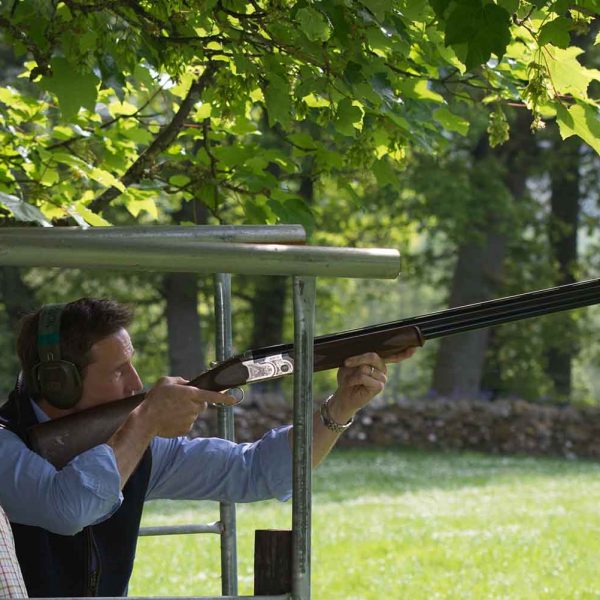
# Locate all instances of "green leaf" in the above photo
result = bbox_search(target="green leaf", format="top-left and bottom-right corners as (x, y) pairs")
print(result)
(296, 7), (331, 42)
(359, 0), (391, 21)
(267, 197), (314, 233)
(40, 57), (99, 120)
(538, 18), (571, 49)
(430, 0), (450, 18)
(399, 80), (445, 103)
(433, 107), (469, 135)
(89, 167), (125, 191)
(287, 132), (317, 151)
(195, 103), (212, 119)
(0, 192), (52, 225)
(121, 127), (154, 144)
(123, 195), (158, 219)
(372, 157), (398, 187)
(445, 2), (511, 70)
(51, 152), (88, 169)
(39, 167), (60, 186)
(556, 102), (600, 155)
(315, 147), (344, 170)
(69, 202), (112, 226)
(303, 93), (330, 108)
(264, 75), (292, 128)
(397, 0), (430, 22)
(543, 46), (600, 99)
(243, 196), (275, 224)
(497, 0), (519, 13)
(169, 175), (191, 187)
(214, 145), (253, 168)
(334, 98), (363, 136)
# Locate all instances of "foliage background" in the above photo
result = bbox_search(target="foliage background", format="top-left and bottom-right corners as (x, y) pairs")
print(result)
(1, 1), (600, 402)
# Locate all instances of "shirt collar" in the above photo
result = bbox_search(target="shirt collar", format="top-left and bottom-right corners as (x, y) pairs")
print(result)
(30, 399), (50, 423)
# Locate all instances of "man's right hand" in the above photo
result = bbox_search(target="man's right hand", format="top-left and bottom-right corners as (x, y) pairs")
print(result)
(137, 376), (237, 438)
(109, 377), (237, 489)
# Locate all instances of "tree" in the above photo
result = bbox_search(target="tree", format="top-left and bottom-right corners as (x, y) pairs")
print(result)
(1, 1), (599, 404)
(0, 1), (598, 227)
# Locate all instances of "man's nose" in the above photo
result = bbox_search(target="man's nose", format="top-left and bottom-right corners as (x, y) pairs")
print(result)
(126, 366), (143, 395)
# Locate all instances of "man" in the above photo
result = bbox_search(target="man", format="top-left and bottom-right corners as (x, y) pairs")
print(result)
(0, 298), (415, 597)
(0, 503), (27, 598)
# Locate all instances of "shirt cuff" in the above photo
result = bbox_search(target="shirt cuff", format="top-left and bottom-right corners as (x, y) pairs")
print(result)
(260, 425), (293, 501)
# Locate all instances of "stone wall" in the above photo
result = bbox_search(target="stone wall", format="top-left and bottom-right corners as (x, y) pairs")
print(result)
(192, 396), (600, 459)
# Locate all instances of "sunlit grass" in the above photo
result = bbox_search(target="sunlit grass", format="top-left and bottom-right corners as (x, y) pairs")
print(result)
(129, 448), (600, 598)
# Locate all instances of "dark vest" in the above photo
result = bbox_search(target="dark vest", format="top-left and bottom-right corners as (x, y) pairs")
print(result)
(0, 386), (152, 597)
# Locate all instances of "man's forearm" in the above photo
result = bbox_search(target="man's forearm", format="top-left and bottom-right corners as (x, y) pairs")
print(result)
(107, 408), (155, 489)
(288, 396), (354, 468)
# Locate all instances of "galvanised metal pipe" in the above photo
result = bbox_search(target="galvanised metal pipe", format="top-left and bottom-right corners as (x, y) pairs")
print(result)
(0, 237), (400, 279)
(214, 273), (239, 597)
(291, 276), (316, 600)
(59, 594), (290, 600)
(138, 523), (221, 536)
(4, 225), (307, 245)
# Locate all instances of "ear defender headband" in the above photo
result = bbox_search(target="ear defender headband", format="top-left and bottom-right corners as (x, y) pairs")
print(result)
(30, 303), (82, 409)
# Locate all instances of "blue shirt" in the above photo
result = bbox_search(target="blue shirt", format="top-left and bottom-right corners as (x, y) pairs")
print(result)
(0, 402), (292, 536)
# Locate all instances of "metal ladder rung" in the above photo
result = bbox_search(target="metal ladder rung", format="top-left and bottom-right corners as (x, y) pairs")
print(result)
(139, 522), (222, 536)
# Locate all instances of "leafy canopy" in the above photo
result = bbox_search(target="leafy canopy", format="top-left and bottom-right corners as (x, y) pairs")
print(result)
(0, 0), (598, 226)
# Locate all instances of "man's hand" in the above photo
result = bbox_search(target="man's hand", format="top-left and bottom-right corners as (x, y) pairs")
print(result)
(136, 376), (237, 438)
(110, 377), (237, 488)
(302, 347), (417, 468)
(327, 348), (417, 426)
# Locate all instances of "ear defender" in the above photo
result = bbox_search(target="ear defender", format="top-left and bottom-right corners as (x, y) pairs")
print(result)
(30, 303), (82, 410)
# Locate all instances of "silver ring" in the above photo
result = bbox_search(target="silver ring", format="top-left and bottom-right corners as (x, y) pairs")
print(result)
(369, 365), (375, 376)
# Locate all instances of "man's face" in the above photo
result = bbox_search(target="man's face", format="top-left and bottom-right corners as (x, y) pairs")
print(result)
(76, 328), (143, 412)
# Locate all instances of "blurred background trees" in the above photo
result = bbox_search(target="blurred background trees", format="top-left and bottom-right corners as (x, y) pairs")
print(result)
(0, 1), (599, 405)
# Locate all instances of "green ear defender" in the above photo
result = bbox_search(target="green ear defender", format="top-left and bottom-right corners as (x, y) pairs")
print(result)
(30, 303), (82, 409)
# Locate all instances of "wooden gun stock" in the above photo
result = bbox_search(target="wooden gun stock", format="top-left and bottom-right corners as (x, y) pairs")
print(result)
(28, 277), (600, 468)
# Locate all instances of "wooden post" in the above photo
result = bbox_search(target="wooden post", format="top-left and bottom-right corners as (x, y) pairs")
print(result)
(254, 529), (292, 595)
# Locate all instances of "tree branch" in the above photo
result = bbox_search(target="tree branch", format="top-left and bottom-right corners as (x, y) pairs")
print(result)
(0, 15), (51, 76)
(88, 62), (218, 214)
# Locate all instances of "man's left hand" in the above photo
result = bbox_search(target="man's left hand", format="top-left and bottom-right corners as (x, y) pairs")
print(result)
(327, 348), (417, 425)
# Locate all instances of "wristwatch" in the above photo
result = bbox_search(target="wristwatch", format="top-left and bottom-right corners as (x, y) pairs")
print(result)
(319, 394), (354, 433)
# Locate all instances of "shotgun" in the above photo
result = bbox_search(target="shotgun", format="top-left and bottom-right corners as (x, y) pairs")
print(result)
(28, 277), (600, 468)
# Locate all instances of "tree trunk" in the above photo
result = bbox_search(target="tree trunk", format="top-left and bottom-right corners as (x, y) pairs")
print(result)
(431, 114), (536, 398)
(0, 266), (37, 330)
(164, 272), (203, 378)
(162, 200), (207, 377)
(545, 135), (580, 399)
(431, 231), (507, 396)
(0, 267), (37, 395)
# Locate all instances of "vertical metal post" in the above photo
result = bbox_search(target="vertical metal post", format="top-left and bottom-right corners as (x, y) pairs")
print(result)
(213, 273), (238, 596)
(291, 276), (316, 600)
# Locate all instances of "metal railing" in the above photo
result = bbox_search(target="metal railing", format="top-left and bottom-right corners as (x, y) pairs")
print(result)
(0, 225), (401, 600)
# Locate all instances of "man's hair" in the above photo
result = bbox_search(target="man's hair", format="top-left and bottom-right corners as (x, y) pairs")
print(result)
(17, 298), (134, 384)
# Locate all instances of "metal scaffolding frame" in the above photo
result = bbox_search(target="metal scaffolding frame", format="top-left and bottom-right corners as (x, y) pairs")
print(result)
(0, 226), (401, 600)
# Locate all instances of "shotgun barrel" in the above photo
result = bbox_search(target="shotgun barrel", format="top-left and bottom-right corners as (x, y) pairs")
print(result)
(28, 278), (600, 467)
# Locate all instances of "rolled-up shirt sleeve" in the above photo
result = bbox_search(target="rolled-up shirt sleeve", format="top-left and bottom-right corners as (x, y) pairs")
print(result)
(0, 429), (122, 536)
(147, 425), (293, 503)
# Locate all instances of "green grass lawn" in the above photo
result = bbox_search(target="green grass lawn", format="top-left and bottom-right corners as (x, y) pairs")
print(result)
(129, 448), (600, 599)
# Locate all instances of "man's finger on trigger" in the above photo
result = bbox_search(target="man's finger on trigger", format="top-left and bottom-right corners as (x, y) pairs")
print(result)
(211, 392), (238, 406)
